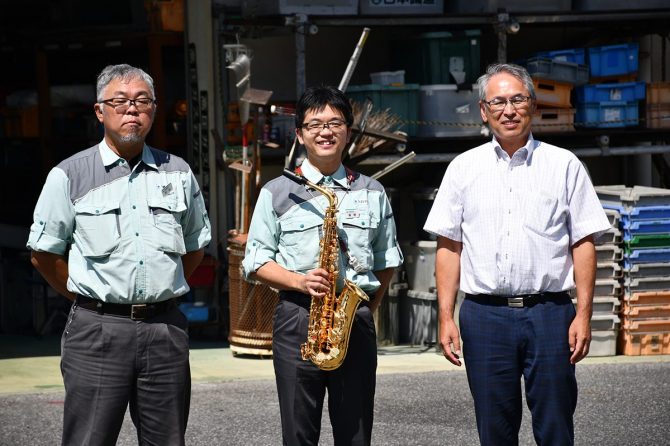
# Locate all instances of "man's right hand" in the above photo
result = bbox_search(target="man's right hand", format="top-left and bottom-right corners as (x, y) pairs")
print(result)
(439, 319), (462, 366)
(299, 268), (331, 298)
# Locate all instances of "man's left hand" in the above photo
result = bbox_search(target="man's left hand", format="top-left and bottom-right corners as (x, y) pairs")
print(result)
(568, 313), (591, 364)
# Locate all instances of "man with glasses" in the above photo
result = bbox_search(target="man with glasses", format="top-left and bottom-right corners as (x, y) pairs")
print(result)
(243, 85), (402, 445)
(424, 64), (609, 445)
(27, 64), (211, 445)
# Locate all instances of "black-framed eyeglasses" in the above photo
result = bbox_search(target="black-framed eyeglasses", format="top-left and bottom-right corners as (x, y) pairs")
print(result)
(100, 97), (156, 113)
(301, 119), (347, 134)
(483, 95), (532, 112)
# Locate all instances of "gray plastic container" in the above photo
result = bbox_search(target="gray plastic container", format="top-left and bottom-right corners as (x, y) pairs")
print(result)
(418, 85), (482, 137)
(527, 58), (589, 86)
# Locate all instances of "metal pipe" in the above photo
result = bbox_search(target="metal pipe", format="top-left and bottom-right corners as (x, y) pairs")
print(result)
(371, 151), (417, 180)
(295, 14), (307, 99)
(338, 27), (370, 92)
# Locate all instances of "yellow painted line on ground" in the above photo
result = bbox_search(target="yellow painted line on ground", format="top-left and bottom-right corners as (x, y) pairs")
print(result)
(2, 346), (669, 395)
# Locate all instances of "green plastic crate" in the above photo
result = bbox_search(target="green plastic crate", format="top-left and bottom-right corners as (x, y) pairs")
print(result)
(625, 234), (670, 252)
(391, 30), (481, 85)
(346, 84), (420, 136)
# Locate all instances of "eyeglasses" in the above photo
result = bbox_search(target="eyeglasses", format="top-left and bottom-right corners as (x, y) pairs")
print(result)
(483, 95), (532, 112)
(100, 97), (156, 113)
(301, 119), (347, 134)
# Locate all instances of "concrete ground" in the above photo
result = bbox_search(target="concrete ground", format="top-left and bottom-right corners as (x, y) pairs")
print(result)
(1, 335), (669, 445)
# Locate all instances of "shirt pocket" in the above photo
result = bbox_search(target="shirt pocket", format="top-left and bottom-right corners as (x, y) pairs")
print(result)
(73, 202), (121, 258)
(340, 213), (378, 272)
(147, 194), (187, 255)
(523, 191), (562, 237)
(279, 213), (323, 271)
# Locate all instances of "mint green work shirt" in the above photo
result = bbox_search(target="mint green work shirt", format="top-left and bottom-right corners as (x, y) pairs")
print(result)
(243, 159), (403, 293)
(27, 141), (211, 303)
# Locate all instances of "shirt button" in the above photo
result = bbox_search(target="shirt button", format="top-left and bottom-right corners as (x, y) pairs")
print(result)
(138, 290), (143, 294)
(252, 241), (257, 246)
(135, 232), (139, 236)
(299, 224), (304, 228)
(361, 221), (366, 226)
(139, 260), (144, 265)
(39, 221), (44, 225)
(95, 210), (100, 214)
(132, 205), (136, 209)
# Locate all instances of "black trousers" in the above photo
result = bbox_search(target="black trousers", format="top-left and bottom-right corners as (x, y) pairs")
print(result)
(60, 302), (191, 446)
(272, 293), (377, 446)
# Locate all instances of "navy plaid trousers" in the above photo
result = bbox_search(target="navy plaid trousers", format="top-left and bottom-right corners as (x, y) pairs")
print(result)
(459, 294), (577, 446)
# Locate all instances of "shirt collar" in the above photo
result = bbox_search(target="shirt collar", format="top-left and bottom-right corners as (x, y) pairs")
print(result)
(491, 133), (538, 163)
(300, 159), (349, 189)
(98, 140), (156, 169)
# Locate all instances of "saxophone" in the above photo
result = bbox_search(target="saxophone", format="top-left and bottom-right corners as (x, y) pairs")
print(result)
(283, 169), (369, 371)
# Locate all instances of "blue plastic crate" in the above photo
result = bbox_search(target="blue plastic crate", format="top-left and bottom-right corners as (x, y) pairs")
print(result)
(179, 302), (210, 322)
(575, 82), (646, 103)
(624, 205), (670, 222)
(588, 43), (639, 77)
(575, 101), (639, 128)
(536, 48), (586, 65)
(624, 248), (670, 269)
(623, 220), (670, 241)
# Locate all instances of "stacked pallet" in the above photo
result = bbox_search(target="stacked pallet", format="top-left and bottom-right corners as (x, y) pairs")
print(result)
(596, 185), (670, 356)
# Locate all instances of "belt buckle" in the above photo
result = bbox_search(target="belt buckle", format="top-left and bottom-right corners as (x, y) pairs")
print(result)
(131, 304), (147, 320)
(507, 297), (524, 308)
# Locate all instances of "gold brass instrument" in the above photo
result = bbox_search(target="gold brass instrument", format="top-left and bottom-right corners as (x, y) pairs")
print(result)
(283, 169), (369, 371)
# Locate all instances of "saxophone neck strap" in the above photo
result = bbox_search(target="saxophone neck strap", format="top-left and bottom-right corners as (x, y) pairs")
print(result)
(294, 165), (356, 187)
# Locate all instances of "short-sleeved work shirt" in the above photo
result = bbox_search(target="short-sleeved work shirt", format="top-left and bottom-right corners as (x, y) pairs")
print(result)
(27, 141), (211, 303)
(243, 159), (403, 293)
(424, 135), (610, 296)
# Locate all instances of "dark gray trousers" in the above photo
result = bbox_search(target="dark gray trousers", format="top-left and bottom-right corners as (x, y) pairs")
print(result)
(272, 295), (378, 446)
(60, 302), (190, 446)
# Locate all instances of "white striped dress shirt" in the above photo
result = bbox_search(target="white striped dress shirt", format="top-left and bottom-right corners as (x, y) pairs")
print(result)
(424, 135), (610, 296)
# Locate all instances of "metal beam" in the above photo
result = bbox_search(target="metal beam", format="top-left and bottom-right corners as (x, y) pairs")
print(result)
(356, 145), (670, 165)
(312, 10), (670, 27)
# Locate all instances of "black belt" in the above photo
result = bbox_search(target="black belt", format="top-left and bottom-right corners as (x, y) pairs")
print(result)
(75, 295), (177, 320)
(465, 292), (569, 308)
(279, 290), (372, 309)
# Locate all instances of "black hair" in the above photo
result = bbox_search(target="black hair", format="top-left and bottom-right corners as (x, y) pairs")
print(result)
(294, 85), (354, 130)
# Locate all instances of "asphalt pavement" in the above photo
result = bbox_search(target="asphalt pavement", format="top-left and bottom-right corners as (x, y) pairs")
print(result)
(1, 334), (669, 445)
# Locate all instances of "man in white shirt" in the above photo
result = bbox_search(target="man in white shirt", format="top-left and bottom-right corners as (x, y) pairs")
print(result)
(424, 63), (610, 446)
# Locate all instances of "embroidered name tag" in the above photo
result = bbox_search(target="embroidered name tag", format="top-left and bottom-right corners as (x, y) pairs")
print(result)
(344, 210), (360, 219)
(161, 183), (174, 196)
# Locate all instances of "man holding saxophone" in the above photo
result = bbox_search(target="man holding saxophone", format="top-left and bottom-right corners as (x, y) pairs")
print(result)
(243, 86), (402, 446)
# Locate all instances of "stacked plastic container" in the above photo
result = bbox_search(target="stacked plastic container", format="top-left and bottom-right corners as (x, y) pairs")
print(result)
(525, 48), (589, 134)
(390, 30), (483, 138)
(575, 43), (644, 128)
(585, 204), (623, 356)
(596, 185), (670, 356)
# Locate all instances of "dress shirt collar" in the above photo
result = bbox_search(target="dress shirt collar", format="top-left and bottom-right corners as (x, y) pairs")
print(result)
(300, 159), (350, 189)
(491, 133), (539, 163)
(98, 140), (156, 170)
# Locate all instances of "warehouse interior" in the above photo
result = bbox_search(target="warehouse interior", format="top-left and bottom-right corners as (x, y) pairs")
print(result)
(1, 0), (670, 356)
